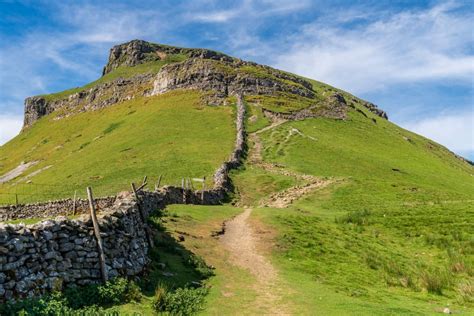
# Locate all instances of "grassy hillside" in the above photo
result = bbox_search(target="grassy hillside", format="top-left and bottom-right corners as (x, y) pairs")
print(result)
(0, 90), (235, 204)
(1, 41), (472, 314)
(232, 102), (474, 314)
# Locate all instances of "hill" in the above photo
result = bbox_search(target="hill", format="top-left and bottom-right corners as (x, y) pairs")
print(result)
(0, 40), (473, 315)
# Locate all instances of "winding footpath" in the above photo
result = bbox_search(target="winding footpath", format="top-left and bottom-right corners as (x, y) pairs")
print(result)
(219, 106), (334, 314)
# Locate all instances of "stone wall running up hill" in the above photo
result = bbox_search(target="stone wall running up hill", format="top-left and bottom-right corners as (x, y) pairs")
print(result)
(0, 197), (116, 222)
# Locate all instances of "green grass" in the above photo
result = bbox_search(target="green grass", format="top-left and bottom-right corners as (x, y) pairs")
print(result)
(231, 108), (474, 314)
(0, 90), (235, 204)
(106, 204), (244, 315)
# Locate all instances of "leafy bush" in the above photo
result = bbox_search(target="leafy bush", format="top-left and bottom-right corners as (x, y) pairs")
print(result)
(185, 254), (215, 279)
(153, 286), (208, 316)
(1, 278), (139, 315)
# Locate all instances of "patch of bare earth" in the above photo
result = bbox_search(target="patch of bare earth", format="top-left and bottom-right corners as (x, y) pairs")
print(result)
(0, 161), (39, 184)
(221, 208), (291, 314)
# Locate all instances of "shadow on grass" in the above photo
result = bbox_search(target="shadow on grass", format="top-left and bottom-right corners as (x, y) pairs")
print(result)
(140, 210), (215, 296)
(1, 209), (214, 315)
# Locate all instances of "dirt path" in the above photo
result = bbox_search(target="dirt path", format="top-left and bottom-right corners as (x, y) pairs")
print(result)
(221, 208), (290, 314)
(249, 120), (333, 208)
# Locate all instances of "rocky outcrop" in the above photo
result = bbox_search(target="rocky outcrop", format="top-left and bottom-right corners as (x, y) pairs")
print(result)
(103, 39), (234, 75)
(23, 74), (154, 128)
(150, 58), (315, 102)
(22, 39), (389, 129)
(362, 101), (388, 119)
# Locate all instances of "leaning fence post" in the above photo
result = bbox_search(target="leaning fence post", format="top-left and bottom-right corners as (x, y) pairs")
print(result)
(15, 193), (18, 206)
(87, 187), (108, 283)
(158, 175), (162, 187)
(155, 175), (162, 191)
(72, 190), (77, 216)
(201, 176), (206, 204)
(131, 183), (154, 248)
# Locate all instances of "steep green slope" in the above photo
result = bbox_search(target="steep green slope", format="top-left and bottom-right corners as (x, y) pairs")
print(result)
(0, 90), (235, 204)
(233, 102), (474, 314)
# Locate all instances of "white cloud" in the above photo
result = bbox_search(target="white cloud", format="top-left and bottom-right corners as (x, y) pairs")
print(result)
(0, 115), (23, 146)
(273, 2), (474, 94)
(185, 0), (310, 23)
(401, 110), (474, 156)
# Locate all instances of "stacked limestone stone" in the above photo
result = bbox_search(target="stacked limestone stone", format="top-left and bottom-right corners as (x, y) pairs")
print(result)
(0, 196), (149, 302)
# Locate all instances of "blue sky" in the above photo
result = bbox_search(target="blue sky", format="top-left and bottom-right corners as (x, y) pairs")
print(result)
(1, 0), (473, 159)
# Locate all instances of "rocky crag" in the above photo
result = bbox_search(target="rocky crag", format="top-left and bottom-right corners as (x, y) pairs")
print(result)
(23, 40), (388, 129)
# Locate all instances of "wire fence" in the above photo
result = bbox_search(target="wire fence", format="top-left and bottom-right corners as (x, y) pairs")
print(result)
(0, 173), (209, 206)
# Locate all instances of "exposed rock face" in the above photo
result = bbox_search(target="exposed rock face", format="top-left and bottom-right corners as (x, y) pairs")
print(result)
(150, 58), (315, 101)
(103, 39), (234, 75)
(23, 73), (154, 128)
(22, 40), (389, 129)
(362, 101), (388, 119)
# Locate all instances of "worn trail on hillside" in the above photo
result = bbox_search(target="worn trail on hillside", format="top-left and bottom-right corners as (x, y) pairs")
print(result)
(221, 208), (290, 314)
(248, 117), (333, 208)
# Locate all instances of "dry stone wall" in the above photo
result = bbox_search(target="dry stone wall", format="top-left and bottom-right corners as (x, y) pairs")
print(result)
(0, 195), (149, 302)
(0, 197), (116, 222)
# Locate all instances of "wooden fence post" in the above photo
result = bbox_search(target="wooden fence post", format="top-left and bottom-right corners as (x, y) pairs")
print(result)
(181, 178), (186, 204)
(131, 183), (154, 248)
(72, 190), (77, 216)
(157, 175), (162, 188)
(87, 187), (108, 283)
(201, 176), (206, 204)
(15, 194), (18, 206)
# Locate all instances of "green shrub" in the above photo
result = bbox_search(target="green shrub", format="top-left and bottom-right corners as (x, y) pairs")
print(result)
(185, 254), (215, 279)
(2, 278), (139, 315)
(97, 278), (129, 304)
(154, 286), (208, 316)
(152, 283), (169, 312)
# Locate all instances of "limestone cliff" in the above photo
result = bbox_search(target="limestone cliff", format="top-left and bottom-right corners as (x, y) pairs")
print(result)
(22, 40), (388, 129)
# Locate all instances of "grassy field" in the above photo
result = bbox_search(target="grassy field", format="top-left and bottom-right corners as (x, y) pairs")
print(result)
(0, 90), (235, 204)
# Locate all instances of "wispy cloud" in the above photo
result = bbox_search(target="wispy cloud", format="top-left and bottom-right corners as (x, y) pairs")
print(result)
(401, 110), (474, 158)
(185, 0), (310, 23)
(274, 2), (474, 94)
